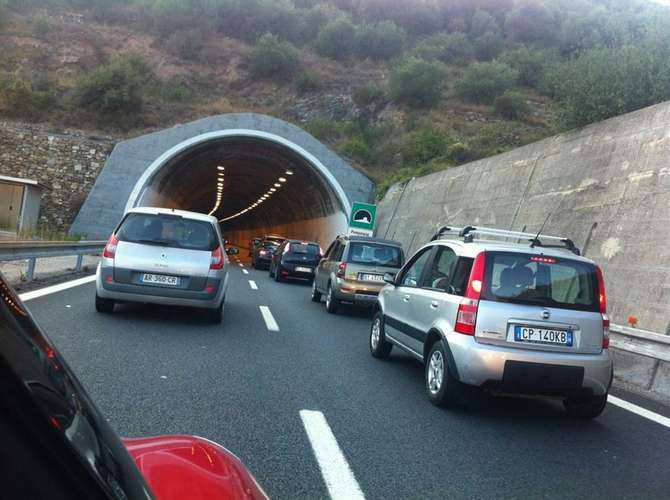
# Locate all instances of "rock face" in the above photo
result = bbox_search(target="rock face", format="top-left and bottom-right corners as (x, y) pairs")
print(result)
(0, 121), (115, 234)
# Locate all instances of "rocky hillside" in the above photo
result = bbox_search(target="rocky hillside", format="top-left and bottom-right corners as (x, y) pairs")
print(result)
(1, 0), (669, 191)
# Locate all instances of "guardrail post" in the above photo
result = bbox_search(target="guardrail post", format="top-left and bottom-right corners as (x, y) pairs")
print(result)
(26, 258), (36, 283)
(75, 255), (84, 273)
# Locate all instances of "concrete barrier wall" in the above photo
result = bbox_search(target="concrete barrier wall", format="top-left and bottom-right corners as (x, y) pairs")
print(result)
(376, 101), (670, 333)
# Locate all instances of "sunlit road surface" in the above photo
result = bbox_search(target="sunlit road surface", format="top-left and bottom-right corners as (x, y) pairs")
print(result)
(22, 261), (670, 499)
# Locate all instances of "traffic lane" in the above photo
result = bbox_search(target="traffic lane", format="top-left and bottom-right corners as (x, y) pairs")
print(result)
(22, 270), (329, 500)
(255, 272), (670, 499)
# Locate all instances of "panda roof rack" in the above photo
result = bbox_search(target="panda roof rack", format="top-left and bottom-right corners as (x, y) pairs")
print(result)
(430, 225), (581, 256)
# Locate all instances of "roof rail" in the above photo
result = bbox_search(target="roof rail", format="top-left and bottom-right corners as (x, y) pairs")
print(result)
(431, 225), (581, 255)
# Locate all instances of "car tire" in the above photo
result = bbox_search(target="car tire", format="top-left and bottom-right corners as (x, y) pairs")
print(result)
(370, 312), (392, 359)
(425, 340), (463, 408)
(311, 280), (322, 302)
(95, 294), (114, 314)
(325, 283), (339, 314)
(564, 392), (608, 419)
(206, 301), (224, 324)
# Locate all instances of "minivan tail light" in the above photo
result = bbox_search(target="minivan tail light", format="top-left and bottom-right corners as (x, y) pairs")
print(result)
(103, 234), (119, 259)
(336, 262), (346, 278)
(595, 265), (607, 314)
(210, 246), (224, 270)
(465, 252), (486, 300)
(602, 314), (610, 349)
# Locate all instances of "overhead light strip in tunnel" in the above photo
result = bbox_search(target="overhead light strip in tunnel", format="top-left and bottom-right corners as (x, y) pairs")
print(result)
(208, 166), (225, 216)
(218, 170), (293, 223)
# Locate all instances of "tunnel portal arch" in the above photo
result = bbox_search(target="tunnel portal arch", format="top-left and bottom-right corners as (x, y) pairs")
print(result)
(71, 114), (375, 244)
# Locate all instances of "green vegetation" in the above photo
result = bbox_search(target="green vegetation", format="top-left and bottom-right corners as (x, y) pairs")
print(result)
(315, 18), (357, 61)
(355, 21), (406, 61)
(390, 57), (444, 108)
(0, 73), (57, 119)
(494, 91), (530, 121)
(296, 71), (322, 94)
(455, 61), (518, 104)
(249, 33), (301, 81)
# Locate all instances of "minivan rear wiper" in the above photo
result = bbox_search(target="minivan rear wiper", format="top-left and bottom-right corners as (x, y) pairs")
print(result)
(133, 239), (169, 246)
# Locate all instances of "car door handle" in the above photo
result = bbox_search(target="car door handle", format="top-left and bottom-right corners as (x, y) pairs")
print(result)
(402, 295), (411, 302)
(430, 301), (439, 309)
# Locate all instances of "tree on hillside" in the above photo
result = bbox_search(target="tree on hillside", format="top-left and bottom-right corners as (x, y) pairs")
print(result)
(455, 61), (518, 103)
(390, 57), (445, 108)
(355, 21), (406, 61)
(249, 33), (301, 81)
(315, 18), (357, 61)
(504, 1), (559, 46)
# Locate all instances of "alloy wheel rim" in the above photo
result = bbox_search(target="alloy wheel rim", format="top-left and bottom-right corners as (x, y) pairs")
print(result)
(371, 318), (381, 349)
(428, 350), (444, 395)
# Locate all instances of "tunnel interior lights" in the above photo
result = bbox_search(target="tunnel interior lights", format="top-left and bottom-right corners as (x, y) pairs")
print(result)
(219, 175), (289, 223)
(209, 169), (225, 216)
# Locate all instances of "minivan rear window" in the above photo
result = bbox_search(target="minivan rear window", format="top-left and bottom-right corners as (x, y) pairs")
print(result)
(347, 243), (403, 268)
(289, 243), (320, 255)
(481, 252), (599, 312)
(117, 213), (217, 251)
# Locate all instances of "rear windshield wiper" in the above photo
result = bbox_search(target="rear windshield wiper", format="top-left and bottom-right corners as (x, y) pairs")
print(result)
(132, 239), (170, 246)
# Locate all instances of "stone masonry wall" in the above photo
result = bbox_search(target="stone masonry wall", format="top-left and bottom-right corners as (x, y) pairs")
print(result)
(0, 121), (115, 234)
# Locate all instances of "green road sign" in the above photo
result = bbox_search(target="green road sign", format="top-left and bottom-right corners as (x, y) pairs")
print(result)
(349, 202), (377, 234)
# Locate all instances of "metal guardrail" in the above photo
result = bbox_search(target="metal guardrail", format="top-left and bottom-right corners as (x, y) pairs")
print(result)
(0, 241), (105, 282)
(610, 323), (670, 362)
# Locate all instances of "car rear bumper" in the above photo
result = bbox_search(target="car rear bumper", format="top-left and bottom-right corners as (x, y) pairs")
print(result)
(446, 333), (613, 397)
(279, 263), (316, 280)
(96, 265), (226, 309)
(333, 278), (381, 305)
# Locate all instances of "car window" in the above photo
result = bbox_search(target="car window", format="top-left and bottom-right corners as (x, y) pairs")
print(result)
(449, 257), (474, 297)
(289, 242), (320, 255)
(333, 242), (345, 261)
(117, 213), (217, 251)
(422, 246), (458, 291)
(399, 248), (432, 288)
(346, 242), (403, 267)
(324, 241), (336, 259)
(482, 252), (599, 312)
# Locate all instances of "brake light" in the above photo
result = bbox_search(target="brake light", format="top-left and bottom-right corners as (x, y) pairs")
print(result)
(103, 234), (119, 259)
(602, 314), (610, 349)
(336, 262), (346, 278)
(210, 246), (224, 270)
(455, 252), (486, 335)
(595, 265), (607, 314)
(530, 256), (558, 264)
(259, 250), (268, 256)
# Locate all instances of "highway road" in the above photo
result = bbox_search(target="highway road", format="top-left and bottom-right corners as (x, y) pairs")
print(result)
(20, 260), (670, 500)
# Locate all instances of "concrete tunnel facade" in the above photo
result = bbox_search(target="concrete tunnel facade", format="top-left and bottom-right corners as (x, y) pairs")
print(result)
(71, 114), (375, 248)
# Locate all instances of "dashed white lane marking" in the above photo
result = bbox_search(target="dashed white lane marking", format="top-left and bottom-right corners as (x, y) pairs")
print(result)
(238, 263), (244, 268)
(249, 280), (258, 290)
(19, 275), (96, 302)
(259, 306), (279, 332)
(242, 269), (249, 275)
(300, 410), (365, 500)
(608, 395), (670, 429)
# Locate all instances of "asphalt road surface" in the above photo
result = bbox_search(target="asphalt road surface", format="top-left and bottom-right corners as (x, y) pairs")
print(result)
(21, 261), (670, 499)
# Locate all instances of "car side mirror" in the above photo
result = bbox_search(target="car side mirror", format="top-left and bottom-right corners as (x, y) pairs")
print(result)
(383, 272), (397, 285)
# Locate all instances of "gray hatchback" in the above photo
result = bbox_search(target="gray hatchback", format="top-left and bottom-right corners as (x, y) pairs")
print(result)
(371, 226), (613, 418)
(95, 207), (229, 323)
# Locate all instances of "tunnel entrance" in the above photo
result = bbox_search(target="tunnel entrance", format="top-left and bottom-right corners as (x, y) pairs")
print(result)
(71, 114), (375, 243)
(126, 131), (351, 248)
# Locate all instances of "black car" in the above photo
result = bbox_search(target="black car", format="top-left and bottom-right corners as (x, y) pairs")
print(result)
(252, 239), (282, 269)
(248, 237), (262, 256)
(269, 240), (322, 282)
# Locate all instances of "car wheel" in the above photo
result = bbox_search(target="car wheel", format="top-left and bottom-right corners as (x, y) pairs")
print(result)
(564, 392), (608, 419)
(425, 340), (463, 408)
(206, 302), (224, 324)
(311, 280), (322, 302)
(370, 312), (392, 359)
(325, 283), (339, 314)
(95, 294), (114, 314)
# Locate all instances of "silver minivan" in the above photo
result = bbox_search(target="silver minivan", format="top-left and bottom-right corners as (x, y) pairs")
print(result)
(95, 207), (229, 323)
(371, 226), (613, 418)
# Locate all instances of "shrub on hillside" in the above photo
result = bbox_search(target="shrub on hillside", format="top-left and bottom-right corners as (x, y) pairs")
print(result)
(470, 9), (500, 38)
(402, 127), (450, 165)
(500, 47), (558, 88)
(0, 73), (57, 119)
(504, 2), (559, 46)
(315, 18), (357, 61)
(294, 3), (340, 44)
(353, 83), (386, 109)
(414, 32), (473, 66)
(390, 57), (444, 108)
(494, 91), (530, 120)
(342, 137), (372, 162)
(455, 61), (518, 103)
(471, 122), (522, 158)
(355, 21), (406, 61)
(249, 33), (301, 81)
(165, 29), (206, 61)
(77, 55), (154, 116)
(474, 31), (504, 61)
(295, 71), (322, 94)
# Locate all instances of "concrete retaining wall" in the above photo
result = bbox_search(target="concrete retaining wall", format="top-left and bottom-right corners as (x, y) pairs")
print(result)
(376, 101), (670, 333)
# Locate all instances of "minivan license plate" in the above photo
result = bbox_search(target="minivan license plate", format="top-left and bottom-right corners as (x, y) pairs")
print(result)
(360, 273), (384, 282)
(142, 273), (179, 286)
(514, 326), (573, 346)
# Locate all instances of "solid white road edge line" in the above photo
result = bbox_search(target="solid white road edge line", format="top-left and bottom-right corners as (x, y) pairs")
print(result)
(259, 306), (279, 332)
(608, 395), (670, 429)
(249, 280), (258, 290)
(242, 269), (249, 275)
(19, 275), (97, 302)
(300, 410), (365, 500)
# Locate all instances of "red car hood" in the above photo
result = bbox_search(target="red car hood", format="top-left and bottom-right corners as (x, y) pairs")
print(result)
(123, 435), (269, 500)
